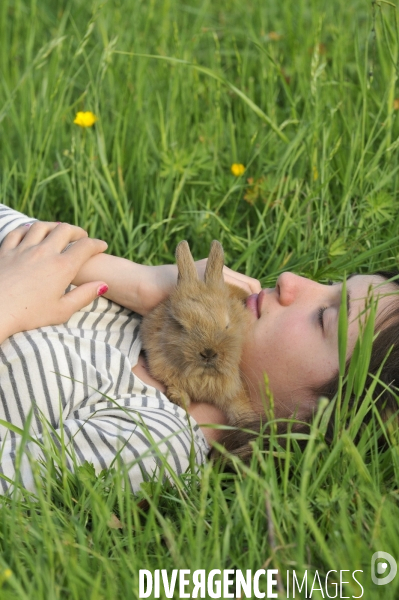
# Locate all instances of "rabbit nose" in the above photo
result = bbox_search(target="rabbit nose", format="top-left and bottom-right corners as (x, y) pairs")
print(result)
(200, 348), (218, 361)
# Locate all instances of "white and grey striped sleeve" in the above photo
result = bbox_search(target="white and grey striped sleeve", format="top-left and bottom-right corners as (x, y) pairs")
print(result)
(0, 204), (37, 243)
(0, 402), (210, 497)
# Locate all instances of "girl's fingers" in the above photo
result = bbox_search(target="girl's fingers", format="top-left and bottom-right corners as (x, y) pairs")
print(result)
(60, 236), (108, 268)
(15, 222), (106, 259)
(195, 260), (261, 294)
(222, 267), (261, 294)
(58, 281), (109, 322)
(15, 220), (62, 246)
(226, 277), (257, 295)
(25, 221), (88, 251)
(43, 222), (90, 252)
(1, 222), (36, 250)
(1, 222), (108, 272)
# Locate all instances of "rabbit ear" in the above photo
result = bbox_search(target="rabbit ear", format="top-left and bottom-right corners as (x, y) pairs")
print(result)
(175, 240), (198, 284)
(204, 240), (225, 286)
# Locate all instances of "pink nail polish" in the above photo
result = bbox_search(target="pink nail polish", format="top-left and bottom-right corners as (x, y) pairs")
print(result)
(24, 223), (31, 227)
(97, 284), (109, 296)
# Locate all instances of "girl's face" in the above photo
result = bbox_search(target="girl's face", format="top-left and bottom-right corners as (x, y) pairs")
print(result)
(241, 273), (395, 421)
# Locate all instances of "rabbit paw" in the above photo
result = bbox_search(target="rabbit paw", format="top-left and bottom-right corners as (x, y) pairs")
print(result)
(166, 386), (191, 410)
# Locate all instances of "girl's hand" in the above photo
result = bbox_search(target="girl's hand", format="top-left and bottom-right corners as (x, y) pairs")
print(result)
(0, 221), (109, 343)
(195, 258), (262, 295)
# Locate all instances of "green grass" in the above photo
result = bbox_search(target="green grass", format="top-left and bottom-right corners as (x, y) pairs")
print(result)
(1, 0), (399, 597)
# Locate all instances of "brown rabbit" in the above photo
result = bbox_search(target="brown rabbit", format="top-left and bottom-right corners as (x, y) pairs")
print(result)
(140, 240), (254, 424)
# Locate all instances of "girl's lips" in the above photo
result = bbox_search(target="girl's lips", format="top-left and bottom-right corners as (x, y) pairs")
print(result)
(246, 293), (260, 318)
(257, 289), (266, 315)
(246, 290), (267, 318)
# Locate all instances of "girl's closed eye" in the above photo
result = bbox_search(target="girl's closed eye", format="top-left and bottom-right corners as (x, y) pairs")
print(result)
(318, 306), (327, 330)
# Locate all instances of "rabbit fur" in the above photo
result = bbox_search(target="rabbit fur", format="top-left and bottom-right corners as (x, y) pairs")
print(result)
(140, 240), (254, 423)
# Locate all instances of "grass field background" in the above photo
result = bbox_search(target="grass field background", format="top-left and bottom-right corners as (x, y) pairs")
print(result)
(1, 0), (399, 597)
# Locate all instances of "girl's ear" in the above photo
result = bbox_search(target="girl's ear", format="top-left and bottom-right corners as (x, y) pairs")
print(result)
(175, 240), (198, 284)
(204, 240), (225, 286)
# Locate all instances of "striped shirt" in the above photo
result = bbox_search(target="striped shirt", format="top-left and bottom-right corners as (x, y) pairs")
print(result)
(0, 204), (209, 495)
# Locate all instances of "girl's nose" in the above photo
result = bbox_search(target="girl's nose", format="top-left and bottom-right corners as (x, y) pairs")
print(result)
(276, 272), (315, 306)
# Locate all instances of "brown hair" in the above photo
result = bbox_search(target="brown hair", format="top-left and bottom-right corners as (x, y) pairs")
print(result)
(215, 271), (399, 464)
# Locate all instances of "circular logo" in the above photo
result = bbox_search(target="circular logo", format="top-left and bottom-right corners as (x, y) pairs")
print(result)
(371, 552), (397, 586)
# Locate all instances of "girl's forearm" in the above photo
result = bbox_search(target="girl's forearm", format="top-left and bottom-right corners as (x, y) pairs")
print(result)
(72, 253), (145, 313)
(71, 253), (177, 315)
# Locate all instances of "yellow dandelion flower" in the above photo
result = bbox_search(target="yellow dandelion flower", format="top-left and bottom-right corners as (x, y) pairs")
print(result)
(231, 163), (246, 177)
(394, 98), (399, 110)
(0, 568), (12, 585)
(313, 165), (319, 181)
(73, 111), (97, 128)
(267, 31), (282, 41)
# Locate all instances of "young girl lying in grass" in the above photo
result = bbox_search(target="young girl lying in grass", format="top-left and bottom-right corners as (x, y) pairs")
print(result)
(0, 204), (398, 495)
